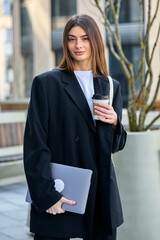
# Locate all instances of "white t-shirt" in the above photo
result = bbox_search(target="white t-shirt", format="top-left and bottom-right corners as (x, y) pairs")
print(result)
(74, 70), (94, 119)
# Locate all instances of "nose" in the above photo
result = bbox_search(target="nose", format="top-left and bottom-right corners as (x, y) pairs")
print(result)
(75, 39), (82, 48)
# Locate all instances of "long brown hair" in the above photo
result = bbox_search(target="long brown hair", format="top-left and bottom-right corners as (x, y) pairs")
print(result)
(57, 14), (109, 77)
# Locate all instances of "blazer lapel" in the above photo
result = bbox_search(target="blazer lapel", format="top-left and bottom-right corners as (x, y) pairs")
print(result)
(62, 71), (96, 133)
(93, 75), (110, 96)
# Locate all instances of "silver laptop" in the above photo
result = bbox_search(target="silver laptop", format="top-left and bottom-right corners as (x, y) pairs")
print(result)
(26, 163), (93, 214)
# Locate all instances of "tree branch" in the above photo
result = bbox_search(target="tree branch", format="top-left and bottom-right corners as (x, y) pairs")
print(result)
(109, 0), (121, 41)
(138, 67), (154, 131)
(116, 0), (121, 19)
(94, 0), (131, 79)
(138, 0), (159, 128)
(145, 113), (160, 131)
(150, 0), (160, 28)
(135, 0), (145, 84)
(145, 0), (151, 66)
(136, 0), (145, 108)
(137, 0), (144, 49)
(149, 23), (160, 67)
(95, 0), (132, 67)
(146, 75), (160, 113)
(142, 23), (160, 113)
(93, 0), (160, 132)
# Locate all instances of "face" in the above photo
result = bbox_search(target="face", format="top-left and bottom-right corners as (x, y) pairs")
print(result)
(67, 26), (92, 68)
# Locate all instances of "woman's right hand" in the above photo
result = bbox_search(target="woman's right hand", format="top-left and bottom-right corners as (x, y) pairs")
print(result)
(46, 197), (76, 215)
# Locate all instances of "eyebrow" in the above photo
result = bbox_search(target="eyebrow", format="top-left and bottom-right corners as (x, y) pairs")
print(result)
(68, 34), (88, 38)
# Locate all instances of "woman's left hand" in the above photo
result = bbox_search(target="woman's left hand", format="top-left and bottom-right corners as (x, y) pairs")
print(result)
(94, 103), (118, 126)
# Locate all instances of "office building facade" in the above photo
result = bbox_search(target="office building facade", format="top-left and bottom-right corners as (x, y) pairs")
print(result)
(0, 0), (13, 100)
(12, 0), (104, 98)
(12, 0), (160, 105)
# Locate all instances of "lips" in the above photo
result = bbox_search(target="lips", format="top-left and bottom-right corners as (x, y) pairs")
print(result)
(74, 51), (85, 55)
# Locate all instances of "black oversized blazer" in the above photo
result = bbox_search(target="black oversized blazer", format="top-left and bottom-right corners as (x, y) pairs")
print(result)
(23, 69), (127, 240)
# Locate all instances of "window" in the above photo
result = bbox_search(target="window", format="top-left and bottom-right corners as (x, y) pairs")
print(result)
(55, 50), (63, 66)
(25, 55), (33, 97)
(3, 29), (13, 56)
(4, 28), (12, 42)
(51, 0), (76, 17)
(51, 0), (77, 30)
(6, 66), (13, 83)
(109, 45), (141, 107)
(3, 0), (12, 15)
(20, 1), (33, 55)
(121, 0), (142, 23)
(107, 0), (143, 23)
(20, 6), (32, 36)
(106, 0), (144, 106)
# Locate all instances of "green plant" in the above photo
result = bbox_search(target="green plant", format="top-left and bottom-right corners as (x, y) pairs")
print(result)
(94, 0), (160, 131)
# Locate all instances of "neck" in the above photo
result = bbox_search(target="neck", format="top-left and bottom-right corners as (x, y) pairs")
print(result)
(73, 61), (92, 71)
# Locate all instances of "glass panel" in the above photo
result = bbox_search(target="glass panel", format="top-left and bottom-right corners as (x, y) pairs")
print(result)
(26, 55), (33, 97)
(3, 0), (12, 15)
(3, 28), (12, 42)
(107, 0), (142, 23)
(51, 0), (77, 30)
(20, 1), (33, 55)
(109, 50), (128, 107)
(119, 0), (130, 23)
(129, 0), (141, 22)
(3, 29), (13, 56)
(20, 0), (33, 97)
(109, 45), (141, 107)
(20, 6), (32, 36)
(6, 67), (13, 83)
(55, 50), (63, 66)
(51, 0), (76, 17)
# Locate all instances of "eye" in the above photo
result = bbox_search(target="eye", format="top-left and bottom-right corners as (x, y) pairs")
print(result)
(82, 37), (89, 41)
(68, 38), (76, 42)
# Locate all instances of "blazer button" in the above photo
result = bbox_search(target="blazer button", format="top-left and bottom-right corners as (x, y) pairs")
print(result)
(74, 136), (79, 142)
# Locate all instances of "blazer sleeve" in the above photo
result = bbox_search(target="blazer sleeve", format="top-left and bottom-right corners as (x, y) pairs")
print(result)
(23, 76), (62, 214)
(111, 81), (127, 154)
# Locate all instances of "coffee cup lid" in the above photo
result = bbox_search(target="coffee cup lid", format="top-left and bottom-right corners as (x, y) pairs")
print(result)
(92, 94), (109, 100)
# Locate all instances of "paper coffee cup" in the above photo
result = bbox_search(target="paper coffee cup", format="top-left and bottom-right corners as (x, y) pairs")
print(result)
(92, 94), (109, 120)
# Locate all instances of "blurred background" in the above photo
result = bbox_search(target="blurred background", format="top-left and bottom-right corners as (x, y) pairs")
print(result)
(0, 0), (159, 105)
(0, 0), (160, 240)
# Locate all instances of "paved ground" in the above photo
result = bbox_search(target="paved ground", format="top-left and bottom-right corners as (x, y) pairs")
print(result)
(0, 181), (33, 240)
(0, 181), (81, 240)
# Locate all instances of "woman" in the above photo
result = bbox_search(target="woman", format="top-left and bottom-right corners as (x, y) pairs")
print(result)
(24, 14), (127, 240)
